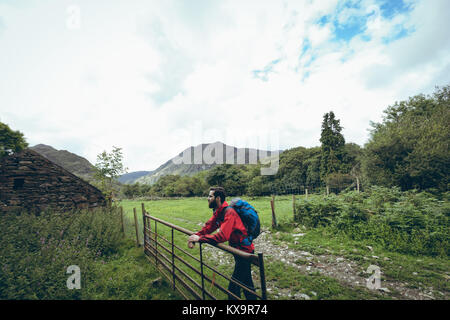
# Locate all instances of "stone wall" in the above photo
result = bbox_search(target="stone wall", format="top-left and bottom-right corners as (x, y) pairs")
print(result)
(0, 149), (106, 212)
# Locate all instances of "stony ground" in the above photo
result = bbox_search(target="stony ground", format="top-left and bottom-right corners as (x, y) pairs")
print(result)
(202, 227), (446, 300)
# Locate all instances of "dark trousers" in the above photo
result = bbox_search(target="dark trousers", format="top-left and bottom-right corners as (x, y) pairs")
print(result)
(227, 254), (257, 300)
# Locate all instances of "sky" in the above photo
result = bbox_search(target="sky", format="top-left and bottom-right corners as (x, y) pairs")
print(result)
(0, 0), (449, 172)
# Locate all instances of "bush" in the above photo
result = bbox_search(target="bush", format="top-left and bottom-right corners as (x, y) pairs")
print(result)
(294, 195), (342, 228)
(294, 187), (449, 257)
(0, 206), (124, 299)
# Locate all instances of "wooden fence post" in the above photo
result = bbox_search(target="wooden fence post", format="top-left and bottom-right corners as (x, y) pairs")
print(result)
(271, 195), (277, 228)
(141, 203), (146, 247)
(120, 206), (125, 236)
(133, 207), (140, 247)
(305, 188), (308, 199)
(292, 194), (296, 219)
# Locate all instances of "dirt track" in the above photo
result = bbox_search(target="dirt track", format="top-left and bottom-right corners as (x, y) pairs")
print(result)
(202, 227), (443, 300)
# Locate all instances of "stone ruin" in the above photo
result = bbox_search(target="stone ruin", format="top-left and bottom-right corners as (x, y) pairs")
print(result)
(0, 148), (106, 212)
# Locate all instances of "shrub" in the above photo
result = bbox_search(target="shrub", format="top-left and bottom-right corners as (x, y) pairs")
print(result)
(294, 195), (342, 228)
(0, 206), (125, 299)
(295, 187), (449, 257)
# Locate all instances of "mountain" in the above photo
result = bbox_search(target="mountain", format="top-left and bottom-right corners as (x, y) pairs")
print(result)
(117, 171), (152, 184)
(30, 144), (96, 182)
(135, 141), (280, 185)
(29, 142), (282, 186)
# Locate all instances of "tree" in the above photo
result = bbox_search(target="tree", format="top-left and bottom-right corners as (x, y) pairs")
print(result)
(320, 111), (347, 183)
(150, 175), (181, 196)
(94, 146), (128, 197)
(206, 164), (249, 196)
(277, 147), (308, 189)
(248, 175), (272, 196)
(343, 143), (363, 192)
(304, 148), (322, 188)
(325, 172), (354, 193)
(362, 85), (450, 192)
(122, 183), (141, 198)
(0, 121), (28, 159)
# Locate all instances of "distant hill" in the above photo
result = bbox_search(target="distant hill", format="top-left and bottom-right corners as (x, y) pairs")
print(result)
(29, 142), (282, 186)
(30, 144), (96, 182)
(118, 171), (152, 184)
(135, 141), (280, 185)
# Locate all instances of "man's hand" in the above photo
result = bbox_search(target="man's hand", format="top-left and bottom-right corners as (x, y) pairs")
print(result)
(188, 234), (200, 249)
(189, 234), (200, 242)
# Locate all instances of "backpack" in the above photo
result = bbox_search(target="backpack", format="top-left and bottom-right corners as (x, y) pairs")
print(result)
(224, 198), (261, 246)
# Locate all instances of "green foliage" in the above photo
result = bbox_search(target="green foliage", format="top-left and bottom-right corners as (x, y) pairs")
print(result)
(0, 207), (179, 299)
(0, 121), (28, 159)
(122, 183), (151, 198)
(326, 172), (355, 192)
(206, 164), (249, 196)
(150, 175), (181, 196)
(248, 175), (272, 196)
(0, 207), (123, 299)
(362, 85), (450, 192)
(93, 146), (128, 196)
(295, 195), (342, 228)
(320, 111), (347, 182)
(342, 143), (363, 175)
(144, 174), (209, 198)
(246, 146), (324, 196)
(294, 187), (449, 257)
(305, 150), (322, 187)
(172, 175), (208, 197)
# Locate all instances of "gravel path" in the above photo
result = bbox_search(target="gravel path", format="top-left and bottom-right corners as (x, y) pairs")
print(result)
(202, 228), (444, 300)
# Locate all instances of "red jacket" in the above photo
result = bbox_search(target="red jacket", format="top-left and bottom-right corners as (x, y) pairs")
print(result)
(195, 201), (255, 253)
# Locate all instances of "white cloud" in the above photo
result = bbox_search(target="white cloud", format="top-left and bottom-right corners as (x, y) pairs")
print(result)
(0, 0), (449, 171)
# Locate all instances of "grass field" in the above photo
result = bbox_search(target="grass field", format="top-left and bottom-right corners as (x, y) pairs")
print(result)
(120, 195), (296, 237)
(118, 195), (449, 300)
(0, 207), (183, 300)
(120, 196), (300, 300)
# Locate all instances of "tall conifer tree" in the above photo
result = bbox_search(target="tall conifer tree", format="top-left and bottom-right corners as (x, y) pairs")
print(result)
(320, 111), (346, 183)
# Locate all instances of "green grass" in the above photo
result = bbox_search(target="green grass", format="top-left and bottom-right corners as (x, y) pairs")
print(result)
(0, 207), (182, 300)
(83, 239), (181, 299)
(120, 195), (297, 236)
(119, 195), (449, 300)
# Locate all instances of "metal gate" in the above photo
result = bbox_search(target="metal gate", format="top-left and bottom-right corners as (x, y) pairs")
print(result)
(142, 211), (267, 300)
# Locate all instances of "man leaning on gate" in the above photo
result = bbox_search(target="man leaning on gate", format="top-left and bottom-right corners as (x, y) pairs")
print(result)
(187, 187), (257, 300)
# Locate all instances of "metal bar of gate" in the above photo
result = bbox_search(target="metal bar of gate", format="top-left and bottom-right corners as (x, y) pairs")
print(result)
(145, 224), (260, 298)
(145, 225), (260, 299)
(144, 244), (202, 300)
(143, 212), (266, 300)
(146, 214), (260, 266)
(145, 218), (259, 300)
(144, 217), (244, 300)
(145, 232), (221, 300)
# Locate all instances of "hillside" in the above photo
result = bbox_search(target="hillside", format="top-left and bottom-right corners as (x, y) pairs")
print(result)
(29, 142), (281, 186)
(135, 141), (280, 185)
(118, 171), (152, 184)
(30, 144), (96, 182)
